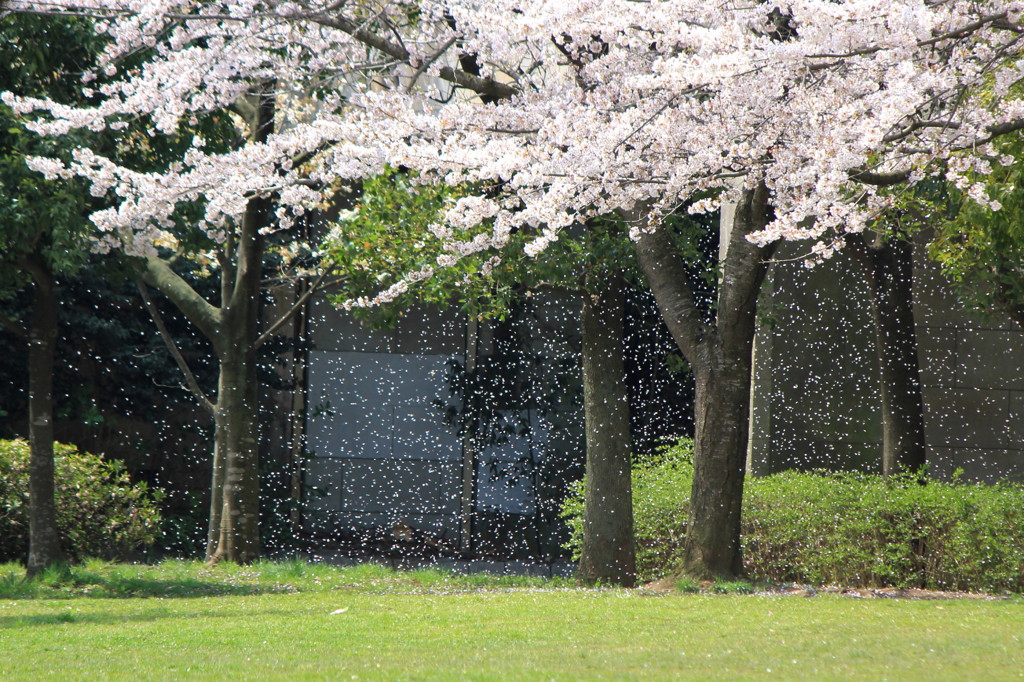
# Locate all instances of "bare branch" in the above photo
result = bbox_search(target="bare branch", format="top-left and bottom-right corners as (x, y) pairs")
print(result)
(305, 12), (517, 100)
(135, 278), (215, 414)
(255, 265), (342, 349)
(406, 36), (457, 94)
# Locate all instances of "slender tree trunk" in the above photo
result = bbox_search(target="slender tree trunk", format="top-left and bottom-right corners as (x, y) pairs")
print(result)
(24, 257), (64, 576)
(849, 235), (927, 476)
(288, 280), (309, 540)
(205, 426), (226, 558)
(209, 335), (262, 564)
(578, 271), (636, 587)
(633, 186), (774, 579)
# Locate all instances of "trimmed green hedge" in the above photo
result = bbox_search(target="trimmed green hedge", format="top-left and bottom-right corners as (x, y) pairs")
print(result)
(562, 439), (1024, 592)
(0, 439), (163, 563)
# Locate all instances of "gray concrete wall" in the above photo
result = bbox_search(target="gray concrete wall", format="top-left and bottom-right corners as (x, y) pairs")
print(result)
(301, 290), (585, 552)
(749, 234), (1024, 482)
(303, 295), (466, 541)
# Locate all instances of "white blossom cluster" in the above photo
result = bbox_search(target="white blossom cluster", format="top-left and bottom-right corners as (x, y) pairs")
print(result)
(6, 0), (1024, 284)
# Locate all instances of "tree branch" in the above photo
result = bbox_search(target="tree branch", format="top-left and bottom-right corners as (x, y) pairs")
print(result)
(306, 12), (517, 100)
(849, 168), (913, 187)
(135, 278), (215, 414)
(137, 255), (223, 342)
(629, 206), (712, 367)
(716, 183), (777, 358)
(406, 36), (457, 93)
(806, 12), (1013, 60)
(255, 266), (342, 349)
(853, 116), (1024, 186)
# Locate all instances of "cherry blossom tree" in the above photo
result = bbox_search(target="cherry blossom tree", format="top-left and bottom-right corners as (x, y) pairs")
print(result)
(319, 0), (1024, 577)
(0, 0), (396, 563)
(8, 0), (1024, 576)
(931, 132), (1024, 328)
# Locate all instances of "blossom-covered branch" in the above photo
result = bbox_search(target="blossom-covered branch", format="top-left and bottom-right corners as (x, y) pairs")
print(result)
(6, 1), (1024, 270)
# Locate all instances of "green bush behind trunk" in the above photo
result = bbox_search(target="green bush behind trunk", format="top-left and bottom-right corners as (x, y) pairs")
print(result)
(0, 439), (163, 563)
(562, 439), (1024, 592)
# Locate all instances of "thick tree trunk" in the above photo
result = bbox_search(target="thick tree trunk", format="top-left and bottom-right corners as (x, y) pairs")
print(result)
(578, 271), (636, 587)
(633, 186), (773, 579)
(137, 90), (272, 565)
(849, 235), (927, 476)
(683, 361), (751, 577)
(141, 200), (266, 566)
(24, 258), (64, 576)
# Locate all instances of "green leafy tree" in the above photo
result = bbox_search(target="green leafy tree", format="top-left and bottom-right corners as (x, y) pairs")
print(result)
(1, 15), (233, 570)
(0, 258), (222, 559)
(0, 14), (107, 575)
(930, 136), (1024, 328)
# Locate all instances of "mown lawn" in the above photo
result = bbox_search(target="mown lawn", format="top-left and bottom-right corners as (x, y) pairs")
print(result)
(0, 561), (1022, 680)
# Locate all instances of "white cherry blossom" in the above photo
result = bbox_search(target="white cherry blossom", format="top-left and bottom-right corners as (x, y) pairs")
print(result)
(5, 0), (1024, 276)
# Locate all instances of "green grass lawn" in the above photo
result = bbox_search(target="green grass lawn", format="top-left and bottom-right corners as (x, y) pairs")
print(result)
(1, 561), (1022, 680)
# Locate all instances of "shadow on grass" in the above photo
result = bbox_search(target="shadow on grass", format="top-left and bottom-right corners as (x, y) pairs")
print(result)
(77, 573), (281, 598)
(0, 604), (283, 629)
(0, 567), (296, 601)
(0, 559), (575, 602)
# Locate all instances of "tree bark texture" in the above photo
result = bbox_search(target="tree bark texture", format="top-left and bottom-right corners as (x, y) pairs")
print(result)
(633, 185), (774, 579)
(849, 235), (927, 476)
(209, 331), (262, 564)
(207, 179), (268, 565)
(140, 90), (273, 564)
(146, 229), (265, 565)
(205, 424), (226, 557)
(685, 361), (751, 577)
(24, 257), (64, 576)
(578, 271), (636, 587)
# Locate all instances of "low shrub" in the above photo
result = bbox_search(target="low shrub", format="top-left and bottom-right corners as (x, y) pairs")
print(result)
(562, 438), (1024, 592)
(0, 438), (163, 563)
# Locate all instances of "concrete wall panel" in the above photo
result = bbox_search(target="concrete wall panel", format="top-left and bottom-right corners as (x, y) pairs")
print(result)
(393, 304), (465, 355)
(752, 233), (1024, 480)
(916, 327), (957, 386)
(340, 459), (460, 515)
(391, 401), (461, 461)
(307, 401), (393, 459)
(923, 387), (1010, 448)
(956, 330), (1024, 389)
(309, 296), (394, 353)
(1009, 391), (1024, 445)
(305, 457), (343, 512)
(927, 447), (1024, 483)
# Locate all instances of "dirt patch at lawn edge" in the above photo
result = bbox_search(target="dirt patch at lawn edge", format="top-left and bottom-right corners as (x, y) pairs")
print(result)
(641, 578), (1007, 600)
